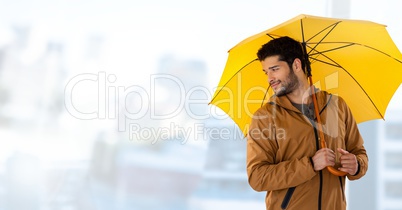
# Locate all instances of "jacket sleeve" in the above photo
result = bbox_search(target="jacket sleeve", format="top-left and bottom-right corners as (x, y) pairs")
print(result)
(246, 108), (317, 192)
(340, 98), (368, 180)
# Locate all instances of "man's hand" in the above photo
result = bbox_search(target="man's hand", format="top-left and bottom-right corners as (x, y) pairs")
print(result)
(312, 148), (335, 171)
(337, 148), (358, 175)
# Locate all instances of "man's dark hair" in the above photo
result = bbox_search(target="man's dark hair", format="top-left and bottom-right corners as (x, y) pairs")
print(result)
(257, 36), (306, 73)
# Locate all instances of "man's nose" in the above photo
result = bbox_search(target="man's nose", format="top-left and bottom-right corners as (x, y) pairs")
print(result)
(267, 72), (274, 84)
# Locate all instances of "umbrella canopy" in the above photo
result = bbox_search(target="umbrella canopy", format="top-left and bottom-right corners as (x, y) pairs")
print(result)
(210, 14), (402, 136)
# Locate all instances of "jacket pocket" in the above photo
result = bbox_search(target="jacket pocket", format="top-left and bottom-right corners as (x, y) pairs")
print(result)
(281, 187), (296, 209)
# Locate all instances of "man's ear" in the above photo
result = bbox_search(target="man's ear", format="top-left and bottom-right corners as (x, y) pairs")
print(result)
(293, 58), (303, 73)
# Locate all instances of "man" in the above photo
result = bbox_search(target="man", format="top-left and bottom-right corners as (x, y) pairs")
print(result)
(246, 36), (368, 210)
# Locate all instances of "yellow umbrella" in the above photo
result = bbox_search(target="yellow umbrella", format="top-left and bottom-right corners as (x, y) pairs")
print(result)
(209, 14), (402, 175)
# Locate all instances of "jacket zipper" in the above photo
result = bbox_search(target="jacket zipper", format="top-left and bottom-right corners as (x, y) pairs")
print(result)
(289, 94), (331, 210)
(318, 171), (323, 210)
(281, 187), (296, 209)
(310, 119), (322, 210)
(310, 94), (332, 210)
(339, 177), (345, 201)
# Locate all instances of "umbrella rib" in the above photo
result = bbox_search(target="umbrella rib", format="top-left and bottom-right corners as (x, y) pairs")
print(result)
(305, 22), (341, 43)
(305, 21), (341, 55)
(266, 34), (277, 39)
(307, 41), (402, 65)
(309, 57), (341, 68)
(209, 58), (259, 103)
(308, 43), (355, 56)
(309, 42), (402, 64)
(343, 71), (384, 119)
(300, 19), (341, 76)
(306, 47), (385, 120)
(301, 19), (306, 43)
(306, 43), (353, 67)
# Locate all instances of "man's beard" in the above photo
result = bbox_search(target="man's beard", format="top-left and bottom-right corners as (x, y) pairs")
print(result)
(274, 68), (299, 97)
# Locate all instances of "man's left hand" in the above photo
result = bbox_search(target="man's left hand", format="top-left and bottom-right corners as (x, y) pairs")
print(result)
(337, 148), (358, 176)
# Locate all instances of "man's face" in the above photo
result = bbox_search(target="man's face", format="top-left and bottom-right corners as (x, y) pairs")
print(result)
(261, 55), (299, 97)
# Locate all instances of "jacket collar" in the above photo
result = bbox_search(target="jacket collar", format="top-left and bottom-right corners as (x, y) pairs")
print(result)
(269, 87), (331, 114)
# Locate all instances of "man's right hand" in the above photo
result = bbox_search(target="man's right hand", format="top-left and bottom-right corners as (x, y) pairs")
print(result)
(312, 148), (336, 171)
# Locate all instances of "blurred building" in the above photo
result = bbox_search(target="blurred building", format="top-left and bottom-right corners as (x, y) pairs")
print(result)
(378, 106), (402, 209)
(349, 99), (402, 210)
(349, 121), (379, 210)
(189, 118), (266, 209)
(0, 24), (70, 210)
(86, 55), (211, 210)
(5, 152), (41, 210)
(329, 1), (402, 210)
(0, 1), (401, 210)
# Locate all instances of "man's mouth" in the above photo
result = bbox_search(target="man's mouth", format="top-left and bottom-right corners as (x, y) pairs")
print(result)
(270, 81), (280, 89)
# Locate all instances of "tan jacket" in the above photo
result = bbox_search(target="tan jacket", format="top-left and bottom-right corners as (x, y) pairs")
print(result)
(247, 90), (368, 210)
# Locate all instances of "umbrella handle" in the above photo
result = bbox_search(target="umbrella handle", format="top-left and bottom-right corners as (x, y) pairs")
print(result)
(320, 138), (348, 177)
(309, 77), (347, 177)
(327, 165), (348, 176)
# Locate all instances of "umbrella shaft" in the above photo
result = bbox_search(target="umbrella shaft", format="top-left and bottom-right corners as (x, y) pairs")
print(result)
(302, 42), (312, 77)
(309, 76), (347, 177)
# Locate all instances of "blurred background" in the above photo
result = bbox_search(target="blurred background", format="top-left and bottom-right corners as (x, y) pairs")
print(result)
(0, 0), (401, 209)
